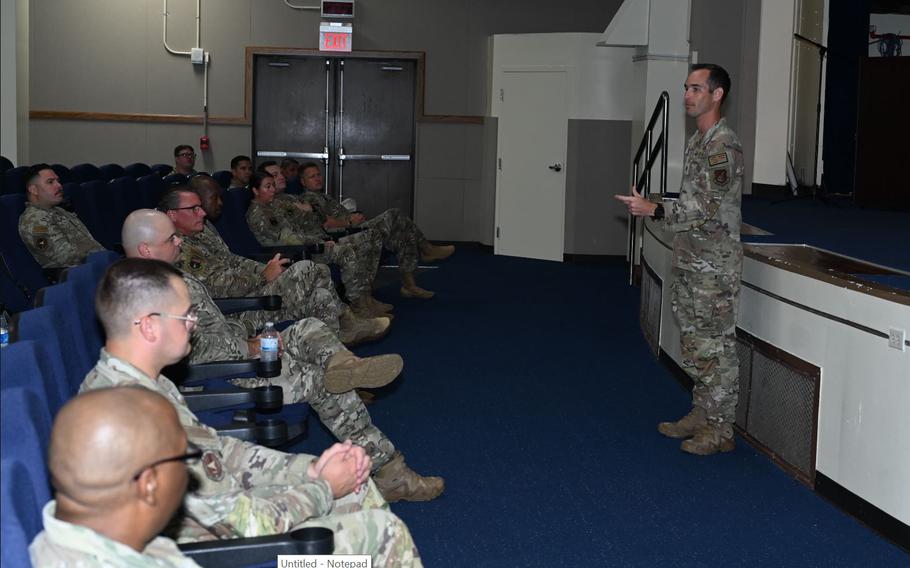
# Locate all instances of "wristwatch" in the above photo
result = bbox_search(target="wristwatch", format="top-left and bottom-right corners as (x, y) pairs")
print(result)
(652, 203), (665, 220)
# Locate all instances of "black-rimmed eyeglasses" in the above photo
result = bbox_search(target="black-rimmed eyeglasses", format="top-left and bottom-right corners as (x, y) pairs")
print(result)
(132, 443), (203, 480)
(168, 205), (203, 214)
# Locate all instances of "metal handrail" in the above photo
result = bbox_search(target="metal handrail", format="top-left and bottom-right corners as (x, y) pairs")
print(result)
(627, 91), (670, 285)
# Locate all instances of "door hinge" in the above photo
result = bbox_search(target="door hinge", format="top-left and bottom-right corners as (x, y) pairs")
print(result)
(497, 157), (502, 171)
(499, 89), (504, 102)
(496, 227), (500, 238)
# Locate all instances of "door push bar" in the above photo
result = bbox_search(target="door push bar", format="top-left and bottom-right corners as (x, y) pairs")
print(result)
(256, 151), (329, 159)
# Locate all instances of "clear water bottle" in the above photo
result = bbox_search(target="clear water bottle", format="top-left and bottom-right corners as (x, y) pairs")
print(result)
(0, 312), (9, 348)
(260, 321), (279, 362)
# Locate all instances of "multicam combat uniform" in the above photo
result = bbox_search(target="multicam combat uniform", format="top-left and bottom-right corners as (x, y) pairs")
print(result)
(246, 200), (383, 302)
(29, 501), (201, 567)
(302, 190), (427, 274)
(660, 117), (743, 426)
(183, 272), (397, 470)
(79, 350), (422, 567)
(175, 221), (343, 332)
(18, 204), (105, 268)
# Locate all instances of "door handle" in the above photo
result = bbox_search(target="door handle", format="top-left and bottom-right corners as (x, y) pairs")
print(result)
(548, 163), (562, 172)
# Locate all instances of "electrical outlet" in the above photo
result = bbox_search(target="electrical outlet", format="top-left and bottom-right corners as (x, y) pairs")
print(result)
(888, 328), (906, 351)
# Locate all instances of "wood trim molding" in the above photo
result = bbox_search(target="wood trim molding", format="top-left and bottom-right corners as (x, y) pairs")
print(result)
(32, 47), (483, 127)
(29, 110), (248, 126)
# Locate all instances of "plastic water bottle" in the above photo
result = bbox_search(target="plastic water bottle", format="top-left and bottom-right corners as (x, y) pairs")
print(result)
(260, 322), (279, 362)
(0, 312), (9, 348)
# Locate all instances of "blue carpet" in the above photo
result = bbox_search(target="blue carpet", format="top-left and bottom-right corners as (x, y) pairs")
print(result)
(287, 246), (907, 567)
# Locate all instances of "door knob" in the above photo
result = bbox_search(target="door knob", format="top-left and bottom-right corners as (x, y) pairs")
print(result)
(548, 163), (562, 172)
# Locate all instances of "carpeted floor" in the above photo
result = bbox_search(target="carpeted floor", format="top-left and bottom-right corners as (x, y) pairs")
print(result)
(288, 245), (908, 567)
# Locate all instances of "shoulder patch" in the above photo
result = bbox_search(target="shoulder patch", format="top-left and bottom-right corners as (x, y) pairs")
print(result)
(36, 236), (49, 250)
(201, 451), (225, 481)
(713, 169), (729, 186)
(189, 257), (205, 270)
(708, 153), (729, 167)
(31, 225), (49, 234)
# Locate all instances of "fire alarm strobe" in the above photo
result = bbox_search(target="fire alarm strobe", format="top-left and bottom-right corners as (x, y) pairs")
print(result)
(321, 0), (354, 20)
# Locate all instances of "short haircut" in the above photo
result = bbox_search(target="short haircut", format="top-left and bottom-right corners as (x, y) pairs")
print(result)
(25, 163), (54, 188)
(96, 258), (183, 338)
(691, 63), (731, 103)
(187, 173), (218, 194)
(300, 161), (320, 172)
(280, 158), (299, 169)
(230, 155), (252, 170)
(157, 185), (196, 212)
(257, 160), (278, 173)
(251, 171), (273, 190)
(173, 144), (194, 157)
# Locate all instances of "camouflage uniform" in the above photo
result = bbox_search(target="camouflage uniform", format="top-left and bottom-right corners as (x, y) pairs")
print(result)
(29, 501), (201, 567)
(661, 118), (743, 425)
(246, 200), (383, 302)
(176, 221), (342, 332)
(79, 350), (423, 566)
(184, 272), (397, 469)
(302, 191), (427, 273)
(18, 203), (105, 268)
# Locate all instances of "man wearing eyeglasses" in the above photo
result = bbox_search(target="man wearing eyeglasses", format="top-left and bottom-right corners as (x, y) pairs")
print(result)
(29, 386), (202, 566)
(18, 163), (106, 269)
(170, 145), (198, 177)
(121, 209), (444, 503)
(161, 183), (390, 345)
(80, 258), (424, 565)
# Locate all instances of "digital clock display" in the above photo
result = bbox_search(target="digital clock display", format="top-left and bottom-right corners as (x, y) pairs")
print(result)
(322, 1), (354, 18)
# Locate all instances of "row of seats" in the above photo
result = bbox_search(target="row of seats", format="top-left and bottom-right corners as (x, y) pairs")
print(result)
(2, 250), (313, 566)
(0, 158), (241, 196)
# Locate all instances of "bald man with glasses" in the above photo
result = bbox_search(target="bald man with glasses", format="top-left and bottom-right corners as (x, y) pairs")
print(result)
(29, 386), (202, 566)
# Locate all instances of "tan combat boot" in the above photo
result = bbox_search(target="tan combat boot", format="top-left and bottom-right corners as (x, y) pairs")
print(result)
(338, 310), (391, 347)
(368, 295), (394, 313)
(419, 242), (455, 263)
(680, 423), (736, 455)
(400, 272), (434, 299)
(356, 389), (376, 405)
(323, 350), (403, 394)
(372, 451), (445, 503)
(657, 407), (707, 439)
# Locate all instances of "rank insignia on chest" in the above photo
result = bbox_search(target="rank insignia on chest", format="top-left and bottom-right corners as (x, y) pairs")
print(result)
(190, 257), (204, 270)
(36, 237), (49, 250)
(708, 152), (729, 167)
(713, 169), (729, 186)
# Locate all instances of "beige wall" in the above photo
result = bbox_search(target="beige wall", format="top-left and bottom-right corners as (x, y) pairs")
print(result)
(26, 0), (620, 240)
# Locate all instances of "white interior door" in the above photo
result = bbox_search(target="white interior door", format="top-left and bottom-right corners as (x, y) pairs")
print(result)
(495, 69), (569, 262)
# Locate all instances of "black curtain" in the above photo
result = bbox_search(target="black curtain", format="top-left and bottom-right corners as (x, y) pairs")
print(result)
(821, 1), (870, 195)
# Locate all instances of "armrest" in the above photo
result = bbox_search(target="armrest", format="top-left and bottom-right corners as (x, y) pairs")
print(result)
(170, 360), (259, 382)
(182, 385), (283, 413)
(180, 527), (333, 566)
(43, 267), (66, 284)
(212, 295), (282, 314)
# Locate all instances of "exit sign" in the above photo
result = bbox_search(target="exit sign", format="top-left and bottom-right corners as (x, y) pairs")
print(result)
(319, 22), (352, 52)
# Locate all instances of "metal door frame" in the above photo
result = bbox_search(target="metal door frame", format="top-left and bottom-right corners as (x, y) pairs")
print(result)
(250, 48), (421, 211)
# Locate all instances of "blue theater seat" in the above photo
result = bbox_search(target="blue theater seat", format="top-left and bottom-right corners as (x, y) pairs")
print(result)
(0, 385), (54, 511)
(0, 194), (51, 299)
(35, 282), (98, 374)
(212, 170), (233, 189)
(125, 162), (152, 179)
(51, 163), (71, 184)
(150, 163), (172, 178)
(138, 173), (166, 209)
(69, 163), (102, 184)
(0, 155), (13, 173)
(1, 459), (46, 568)
(215, 187), (264, 257)
(2, 165), (30, 195)
(15, 307), (89, 401)
(98, 163), (126, 182)
(163, 173), (189, 186)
